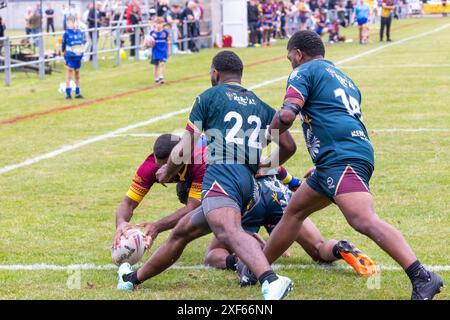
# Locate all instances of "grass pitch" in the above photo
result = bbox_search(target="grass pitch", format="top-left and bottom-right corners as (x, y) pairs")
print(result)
(0, 18), (449, 300)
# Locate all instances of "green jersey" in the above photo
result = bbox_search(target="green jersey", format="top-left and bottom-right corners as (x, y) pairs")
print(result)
(285, 59), (374, 168)
(186, 83), (276, 173)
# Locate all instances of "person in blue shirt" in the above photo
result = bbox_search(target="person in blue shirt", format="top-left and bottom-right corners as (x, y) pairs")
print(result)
(149, 17), (170, 84)
(353, 0), (371, 44)
(61, 15), (85, 99)
(262, 30), (443, 300)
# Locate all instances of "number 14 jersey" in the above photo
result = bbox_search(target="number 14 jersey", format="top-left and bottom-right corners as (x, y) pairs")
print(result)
(285, 59), (374, 168)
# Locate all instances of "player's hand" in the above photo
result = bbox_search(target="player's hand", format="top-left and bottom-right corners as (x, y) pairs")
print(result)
(282, 250), (291, 258)
(303, 166), (316, 179)
(112, 222), (133, 249)
(136, 222), (158, 249)
(155, 164), (171, 185)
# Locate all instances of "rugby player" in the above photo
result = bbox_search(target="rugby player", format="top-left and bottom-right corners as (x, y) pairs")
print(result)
(201, 169), (376, 281)
(62, 15), (85, 99)
(261, 30), (443, 300)
(117, 51), (297, 300)
(112, 134), (206, 249)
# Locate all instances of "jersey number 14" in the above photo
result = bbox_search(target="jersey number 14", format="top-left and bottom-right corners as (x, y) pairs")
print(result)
(334, 88), (363, 120)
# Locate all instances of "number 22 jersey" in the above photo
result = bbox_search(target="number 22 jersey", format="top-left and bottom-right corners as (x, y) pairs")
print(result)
(285, 59), (374, 168)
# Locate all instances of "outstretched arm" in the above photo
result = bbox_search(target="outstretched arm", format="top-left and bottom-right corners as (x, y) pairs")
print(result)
(137, 196), (201, 243)
(113, 196), (139, 248)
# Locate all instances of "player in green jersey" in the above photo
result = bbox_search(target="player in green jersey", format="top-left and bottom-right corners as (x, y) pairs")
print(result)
(261, 30), (443, 300)
(117, 51), (297, 300)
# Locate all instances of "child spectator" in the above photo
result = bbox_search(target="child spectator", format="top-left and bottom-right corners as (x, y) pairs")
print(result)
(62, 15), (85, 99)
(149, 17), (170, 84)
(328, 19), (346, 43)
(354, 0), (371, 44)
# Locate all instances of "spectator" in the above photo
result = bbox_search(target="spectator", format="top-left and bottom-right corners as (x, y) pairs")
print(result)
(180, 1), (198, 52)
(344, 0), (354, 26)
(0, 16), (5, 54)
(297, 0), (310, 31)
(261, 0), (276, 47)
(354, 0), (371, 44)
(380, 0), (395, 41)
(328, 18), (346, 43)
(61, 4), (68, 30)
(157, 0), (170, 17)
(128, 4), (141, 57)
(277, 1), (287, 38)
(165, 4), (182, 48)
(247, 0), (260, 47)
(286, 2), (299, 37)
(45, 2), (55, 34)
(25, 7), (33, 35)
(310, 0), (320, 12)
(87, 1), (103, 60)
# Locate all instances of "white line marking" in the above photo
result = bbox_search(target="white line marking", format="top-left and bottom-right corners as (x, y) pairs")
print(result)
(0, 108), (190, 175)
(2, 23), (449, 175)
(340, 64), (450, 69)
(0, 263), (449, 272)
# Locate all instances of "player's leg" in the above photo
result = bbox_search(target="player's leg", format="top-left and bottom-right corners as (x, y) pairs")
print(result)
(386, 16), (392, 41)
(295, 217), (376, 275)
(117, 208), (210, 289)
(264, 182), (332, 264)
(203, 236), (233, 269)
(74, 68), (82, 98)
(153, 62), (159, 83)
(159, 61), (166, 84)
(335, 191), (443, 299)
(206, 205), (271, 278)
(65, 67), (72, 99)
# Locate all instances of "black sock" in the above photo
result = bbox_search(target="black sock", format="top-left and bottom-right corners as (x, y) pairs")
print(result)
(332, 243), (343, 260)
(225, 254), (238, 271)
(405, 260), (429, 283)
(124, 271), (142, 285)
(258, 270), (278, 285)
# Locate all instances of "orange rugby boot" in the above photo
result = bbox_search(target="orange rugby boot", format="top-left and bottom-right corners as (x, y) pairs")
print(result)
(336, 240), (377, 276)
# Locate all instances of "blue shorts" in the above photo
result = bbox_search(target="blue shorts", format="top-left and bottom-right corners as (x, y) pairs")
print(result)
(357, 17), (369, 26)
(306, 160), (373, 200)
(65, 58), (82, 70)
(151, 58), (167, 65)
(202, 164), (259, 214)
(241, 177), (289, 234)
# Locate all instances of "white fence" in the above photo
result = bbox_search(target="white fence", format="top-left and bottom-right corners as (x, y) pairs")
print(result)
(0, 20), (213, 86)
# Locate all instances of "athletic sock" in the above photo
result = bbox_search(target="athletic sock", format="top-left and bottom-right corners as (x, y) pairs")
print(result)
(75, 87), (80, 96)
(258, 270), (278, 285)
(332, 242), (343, 260)
(123, 271), (142, 285)
(406, 260), (429, 284)
(65, 87), (72, 97)
(225, 254), (238, 271)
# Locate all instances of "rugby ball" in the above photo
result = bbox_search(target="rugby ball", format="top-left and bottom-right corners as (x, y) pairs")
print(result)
(111, 228), (146, 266)
(144, 35), (156, 48)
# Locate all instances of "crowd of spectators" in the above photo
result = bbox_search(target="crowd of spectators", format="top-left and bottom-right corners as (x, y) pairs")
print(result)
(247, 0), (420, 45)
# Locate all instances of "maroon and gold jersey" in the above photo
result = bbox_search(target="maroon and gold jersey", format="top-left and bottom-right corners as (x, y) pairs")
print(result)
(126, 138), (207, 203)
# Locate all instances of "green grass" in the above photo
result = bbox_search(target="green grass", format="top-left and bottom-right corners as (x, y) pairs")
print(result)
(0, 18), (449, 300)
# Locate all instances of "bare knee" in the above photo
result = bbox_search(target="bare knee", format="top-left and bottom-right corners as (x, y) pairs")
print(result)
(349, 215), (383, 237)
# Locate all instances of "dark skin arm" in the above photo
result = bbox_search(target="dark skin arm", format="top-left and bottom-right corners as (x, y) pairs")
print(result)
(156, 130), (197, 183)
(113, 196), (139, 249)
(137, 196), (201, 240)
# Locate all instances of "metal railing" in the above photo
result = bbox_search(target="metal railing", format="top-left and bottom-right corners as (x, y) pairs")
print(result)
(0, 20), (213, 86)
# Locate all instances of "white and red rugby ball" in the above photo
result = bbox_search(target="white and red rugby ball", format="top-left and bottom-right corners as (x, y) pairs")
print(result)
(112, 228), (146, 266)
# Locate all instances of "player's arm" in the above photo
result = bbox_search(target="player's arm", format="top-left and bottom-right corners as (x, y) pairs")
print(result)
(113, 196), (140, 248)
(156, 130), (196, 183)
(138, 196), (201, 241)
(61, 33), (67, 54)
(277, 166), (302, 191)
(268, 96), (304, 136)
